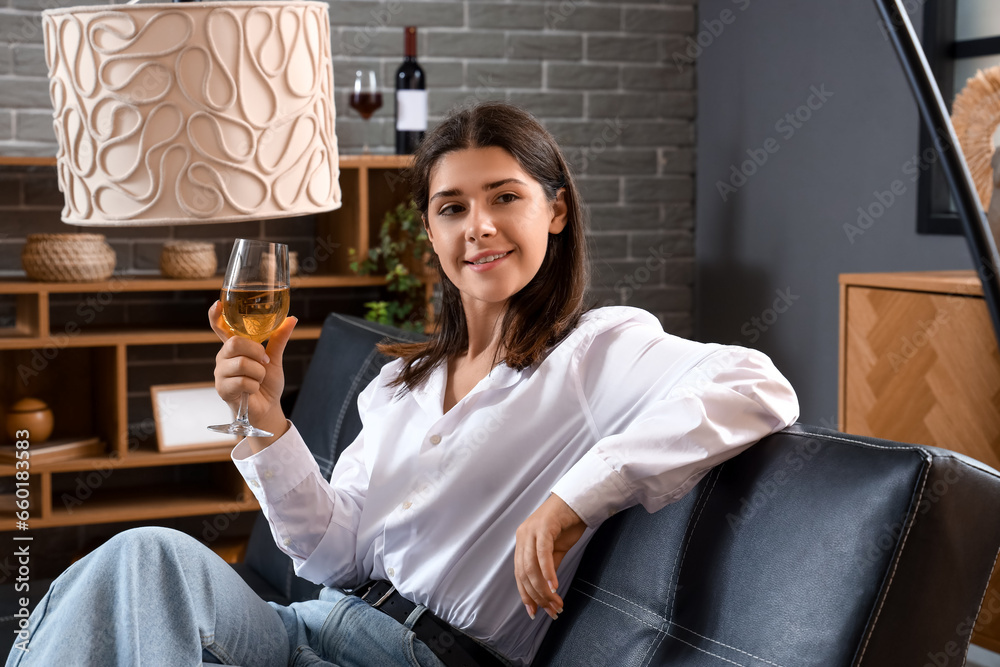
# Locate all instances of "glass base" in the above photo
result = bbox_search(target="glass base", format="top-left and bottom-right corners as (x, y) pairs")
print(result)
(207, 422), (274, 438)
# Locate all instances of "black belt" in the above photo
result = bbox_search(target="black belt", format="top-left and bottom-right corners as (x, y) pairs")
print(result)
(351, 580), (507, 667)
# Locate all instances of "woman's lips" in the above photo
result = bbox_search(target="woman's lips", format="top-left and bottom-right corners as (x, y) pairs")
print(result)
(465, 250), (512, 272)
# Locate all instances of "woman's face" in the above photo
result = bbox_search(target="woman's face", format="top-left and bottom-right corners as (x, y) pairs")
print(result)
(424, 146), (567, 312)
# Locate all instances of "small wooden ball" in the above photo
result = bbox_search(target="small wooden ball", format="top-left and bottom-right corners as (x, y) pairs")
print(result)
(5, 398), (54, 444)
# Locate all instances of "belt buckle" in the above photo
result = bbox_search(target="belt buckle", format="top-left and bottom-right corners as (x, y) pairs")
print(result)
(362, 582), (396, 610)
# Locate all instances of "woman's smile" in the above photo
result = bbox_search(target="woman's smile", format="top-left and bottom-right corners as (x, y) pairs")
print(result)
(465, 249), (514, 271)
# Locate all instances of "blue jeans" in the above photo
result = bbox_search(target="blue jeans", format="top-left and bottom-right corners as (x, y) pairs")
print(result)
(4, 526), (447, 667)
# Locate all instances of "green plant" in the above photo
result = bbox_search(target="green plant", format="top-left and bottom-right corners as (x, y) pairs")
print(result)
(349, 199), (433, 331)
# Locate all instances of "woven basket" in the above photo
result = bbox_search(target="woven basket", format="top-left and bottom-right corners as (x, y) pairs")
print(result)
(21, 234), (116, 282)
(160, 241), (218, 279)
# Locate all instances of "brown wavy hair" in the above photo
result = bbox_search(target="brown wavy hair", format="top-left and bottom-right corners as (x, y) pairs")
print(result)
(379, 102), (589, 390)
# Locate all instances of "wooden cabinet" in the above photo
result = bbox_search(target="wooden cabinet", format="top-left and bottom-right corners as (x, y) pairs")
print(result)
(0, 154), (413, 533)
(839, 270), (1000, 651)
(838, 271), (1000, 460)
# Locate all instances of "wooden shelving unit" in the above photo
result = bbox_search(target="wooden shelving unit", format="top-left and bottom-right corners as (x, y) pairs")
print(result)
(0, 154), (414, 532)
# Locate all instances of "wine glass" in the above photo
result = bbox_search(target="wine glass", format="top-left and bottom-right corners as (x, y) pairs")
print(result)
(350, 68), (383, 154)
(207, 239), (290, 438)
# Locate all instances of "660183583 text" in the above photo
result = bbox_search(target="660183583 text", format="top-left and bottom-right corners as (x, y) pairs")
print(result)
(11, 428), (33, 654)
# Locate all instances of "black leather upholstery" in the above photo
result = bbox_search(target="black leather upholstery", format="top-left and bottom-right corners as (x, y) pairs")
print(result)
(233, 313), (1000, 666)
(534, 426), (1000, 666)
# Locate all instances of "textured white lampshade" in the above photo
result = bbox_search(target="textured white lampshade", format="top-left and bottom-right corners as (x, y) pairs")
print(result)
(41, 1), (341, 226)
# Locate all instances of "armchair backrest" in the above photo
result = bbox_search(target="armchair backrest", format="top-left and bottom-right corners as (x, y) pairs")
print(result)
(533, 425), (1000, 666)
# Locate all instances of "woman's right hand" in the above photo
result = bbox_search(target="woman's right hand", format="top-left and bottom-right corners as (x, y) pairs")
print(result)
(209, 300), (298, 427)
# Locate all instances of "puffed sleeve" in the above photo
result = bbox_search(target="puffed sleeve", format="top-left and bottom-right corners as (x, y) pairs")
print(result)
(550, 316), (799, 528)
(231, 375), (378, 587)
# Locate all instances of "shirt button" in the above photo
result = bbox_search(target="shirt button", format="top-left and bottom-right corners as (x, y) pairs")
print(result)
(402, 501), (412, 510)
(283, 538), (291, 547)
(429, 434), (442, 445)
(249, 479), (260, 488)
(387, 567), (395, 577)
(263, 469), (273, 480)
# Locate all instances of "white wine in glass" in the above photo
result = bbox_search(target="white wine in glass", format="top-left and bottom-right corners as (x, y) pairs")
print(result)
(208, 239), (290, 438)
(221, 287), (290, 344)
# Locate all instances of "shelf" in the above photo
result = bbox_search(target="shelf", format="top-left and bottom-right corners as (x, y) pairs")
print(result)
(0, 324), (327, 349)
(0, 154), (413, 169)
(339, 154), (412, 169)
(11, 485), (260, 529)
(0, 274), (386, 295)
(0, 443), (238, 475)
(0, 156), (56, 167)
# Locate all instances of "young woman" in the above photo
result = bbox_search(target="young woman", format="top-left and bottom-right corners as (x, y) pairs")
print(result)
(5, 102), (798, 667)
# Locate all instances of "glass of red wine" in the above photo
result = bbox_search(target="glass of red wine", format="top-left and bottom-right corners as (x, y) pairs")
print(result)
(350, 69), (383, 154)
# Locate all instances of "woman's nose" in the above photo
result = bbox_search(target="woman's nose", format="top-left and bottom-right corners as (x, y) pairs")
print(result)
(466, 206), (496, 240)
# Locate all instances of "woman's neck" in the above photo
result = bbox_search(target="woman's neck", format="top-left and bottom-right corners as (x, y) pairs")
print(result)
(461, 298), (505, 362)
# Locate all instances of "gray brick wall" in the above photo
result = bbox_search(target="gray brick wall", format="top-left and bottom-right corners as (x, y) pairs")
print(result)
(0, 0), (696, 573)
(0, 0), (697, 334)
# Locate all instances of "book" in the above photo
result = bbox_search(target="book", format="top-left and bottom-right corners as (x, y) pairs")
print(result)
(0, 436), (105, 464)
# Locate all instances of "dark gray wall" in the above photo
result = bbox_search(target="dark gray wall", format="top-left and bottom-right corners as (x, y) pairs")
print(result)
(695, 0), (972, 425)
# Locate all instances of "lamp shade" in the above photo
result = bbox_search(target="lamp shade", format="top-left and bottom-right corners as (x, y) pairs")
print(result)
(41, 1), (341, 226)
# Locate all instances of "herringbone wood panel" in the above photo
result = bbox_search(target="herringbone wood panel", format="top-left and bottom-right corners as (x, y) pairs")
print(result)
(843, 286), (1000, 468)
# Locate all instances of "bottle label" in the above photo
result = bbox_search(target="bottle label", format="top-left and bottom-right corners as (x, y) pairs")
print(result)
(396, 90), (428, 131)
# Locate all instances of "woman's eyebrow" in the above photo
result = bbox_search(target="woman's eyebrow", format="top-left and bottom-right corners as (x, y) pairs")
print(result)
(429, 188), (461, 203)
(429, 178), (528, 204)
(483, 178), (527, 191)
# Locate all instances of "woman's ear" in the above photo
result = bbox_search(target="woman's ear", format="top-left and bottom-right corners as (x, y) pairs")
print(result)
(423, 213), (434, 242)
(549, 188), (568, 235)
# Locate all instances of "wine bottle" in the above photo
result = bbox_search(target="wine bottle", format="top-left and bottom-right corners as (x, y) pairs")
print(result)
(395, 26), (426, 154)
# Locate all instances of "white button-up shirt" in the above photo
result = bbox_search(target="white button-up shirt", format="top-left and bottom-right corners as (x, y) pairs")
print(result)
(231, 306), (799, 665)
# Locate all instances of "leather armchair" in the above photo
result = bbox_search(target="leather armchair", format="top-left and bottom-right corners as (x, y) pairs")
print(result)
(232, 312), (1000, 666)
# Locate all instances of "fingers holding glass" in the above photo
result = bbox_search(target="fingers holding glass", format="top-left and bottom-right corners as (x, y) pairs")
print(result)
(208, 239), (289, 438)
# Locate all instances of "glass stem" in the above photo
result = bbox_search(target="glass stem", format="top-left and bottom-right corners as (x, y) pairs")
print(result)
(236, 392), (252, 428)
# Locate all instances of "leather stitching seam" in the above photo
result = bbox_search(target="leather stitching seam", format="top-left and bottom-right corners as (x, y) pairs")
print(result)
(855, 457), (932, 664)
(573, 580), (786, 667)
(665, 630), (746, 666)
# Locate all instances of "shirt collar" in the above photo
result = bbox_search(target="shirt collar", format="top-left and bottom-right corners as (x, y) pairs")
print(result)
(408, 357), (524, 418)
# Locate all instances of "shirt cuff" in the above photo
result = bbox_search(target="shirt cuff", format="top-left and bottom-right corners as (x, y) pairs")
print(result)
(294, 511), (359, 586)
(550, 449), (636, 528)
(231, 420), (322, 503)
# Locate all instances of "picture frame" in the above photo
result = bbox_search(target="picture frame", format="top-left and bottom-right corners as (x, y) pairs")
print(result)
(150, 382), (240, 452)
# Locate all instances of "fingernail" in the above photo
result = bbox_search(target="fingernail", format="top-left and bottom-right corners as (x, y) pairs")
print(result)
(524, 604), (535, 620)
(548, 581), (557, 594)
(263, 355), (270, 364)
(545, 607), (558, 621)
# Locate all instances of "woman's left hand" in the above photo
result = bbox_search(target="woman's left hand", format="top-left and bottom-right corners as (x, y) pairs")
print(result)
(514, 493), (587, 621)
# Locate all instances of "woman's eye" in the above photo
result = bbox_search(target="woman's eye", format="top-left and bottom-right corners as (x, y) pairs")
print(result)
(438, 204), (464, 216)
(496, 193), (519, 204)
